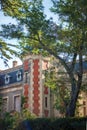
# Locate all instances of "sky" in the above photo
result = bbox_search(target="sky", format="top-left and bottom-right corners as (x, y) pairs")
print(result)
(43, 0), (58, 22)
(0, 0), (58, 70)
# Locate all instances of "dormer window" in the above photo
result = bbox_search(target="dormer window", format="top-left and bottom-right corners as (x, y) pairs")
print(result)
(16, 71), (22, 81)
(5, 74), (10, 84)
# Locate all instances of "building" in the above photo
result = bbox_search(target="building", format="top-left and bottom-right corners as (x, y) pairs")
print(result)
(0, 55), (87, 117)
(0, 55), (54, 117)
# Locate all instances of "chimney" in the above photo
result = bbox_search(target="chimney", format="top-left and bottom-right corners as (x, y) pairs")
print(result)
(13, 60), (18, 67)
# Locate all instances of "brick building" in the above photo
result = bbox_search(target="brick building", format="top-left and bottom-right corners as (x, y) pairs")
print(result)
(0, 55), (55, 117)
(0, 55), (87, 117)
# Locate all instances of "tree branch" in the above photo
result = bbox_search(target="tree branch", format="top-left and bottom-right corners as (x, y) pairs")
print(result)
(37, 33), (74, 80)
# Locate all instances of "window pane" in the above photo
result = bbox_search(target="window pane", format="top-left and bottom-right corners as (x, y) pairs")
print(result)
(14, 95), (21, 112)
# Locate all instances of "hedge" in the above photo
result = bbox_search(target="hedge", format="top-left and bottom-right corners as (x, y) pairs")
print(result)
(15, 117), (86, 130)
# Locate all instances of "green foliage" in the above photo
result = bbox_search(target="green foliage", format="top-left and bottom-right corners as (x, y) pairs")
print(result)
(45, 61), (71, 115)
(51, 0), (87, 51)
(0, 109), (36, 130)
(0, 0), (21, 60)
(50, 0), (87, 117)
(0, 95), (86, 130)
(16, 117), (86, 130)
(45, 70), (57, 89)
(1, 0), (23, 17)
(21, 108), (36, 120)
(0, 95), (36, 130)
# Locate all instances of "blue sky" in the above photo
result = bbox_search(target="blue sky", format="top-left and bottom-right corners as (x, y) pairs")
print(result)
(0, 0), (58, 70)
(43, 0), (58, 22)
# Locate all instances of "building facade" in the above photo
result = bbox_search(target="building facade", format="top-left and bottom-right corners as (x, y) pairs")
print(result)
(0, 55), (54, 117)
(0, 55), (87, 117)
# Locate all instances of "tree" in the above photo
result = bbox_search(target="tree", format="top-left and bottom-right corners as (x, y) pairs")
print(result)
(50, 0), (87, 117)
(0, 39), (18, 67)
(0, 0), (87, 117)
(45, 59), (71, 116)
(0, 0), (21, 64)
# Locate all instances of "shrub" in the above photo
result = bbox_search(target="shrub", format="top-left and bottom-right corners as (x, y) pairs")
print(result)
(0, 109), (36, 130)
(0, 110), (86, 130)
(16, 117), (86, 130)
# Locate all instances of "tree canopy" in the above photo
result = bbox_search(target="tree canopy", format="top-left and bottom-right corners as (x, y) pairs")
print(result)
(0, 0), (21, 65)
(0, 0), (87, 117)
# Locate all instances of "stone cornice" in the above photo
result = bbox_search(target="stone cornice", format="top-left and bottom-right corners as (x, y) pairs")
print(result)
(0, 82), (23, 90)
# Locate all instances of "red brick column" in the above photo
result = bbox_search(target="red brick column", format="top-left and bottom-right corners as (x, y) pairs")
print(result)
(24, 60), (29, 71)
(33, 59), (40, 116)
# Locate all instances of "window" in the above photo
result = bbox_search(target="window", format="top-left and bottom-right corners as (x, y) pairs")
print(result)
(16, 71), (22, 81)
(83, 101), (86, 116)
(28, 62), (31, 73)
(3, 98), (8, 112)
(14, 95), (21, 112)
(24, 72), (30, 84)
(45, 97), (48, 108)
(25, 72), (28, 83)
(83, 107), (86, 116)
(83, 101), (86, 105)
(5, 74), (10, 84)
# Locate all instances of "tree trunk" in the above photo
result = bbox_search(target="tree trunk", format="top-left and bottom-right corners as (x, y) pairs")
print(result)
(66, 48), (83, 117)
(66, 102), (76, 117)
(65, 83), (80, 117)
(66, 83), (77, 117)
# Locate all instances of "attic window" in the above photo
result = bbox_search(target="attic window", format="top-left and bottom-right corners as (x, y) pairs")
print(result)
(16, 71), (22, 81)
(5, 74), (10, 84)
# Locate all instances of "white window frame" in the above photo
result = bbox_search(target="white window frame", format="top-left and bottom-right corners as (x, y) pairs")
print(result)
(16, 71), (22, 81)
(5, 74), (10, 84)
(13, 94), (21, 112)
